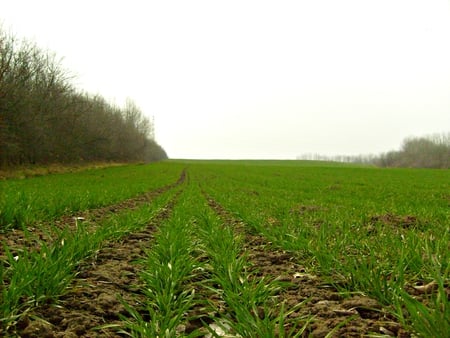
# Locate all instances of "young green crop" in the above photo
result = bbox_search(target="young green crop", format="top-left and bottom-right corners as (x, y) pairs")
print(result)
(187, 160), (449, 337)
(121, 186), (202, 337)
(122, 180), (309, 337)
(0, 183), (179, 334)
(191, 187), (308, 337)
(2, 160), (448, 336)
(195, 212), (281, 337)
(0, 162), (184, 230)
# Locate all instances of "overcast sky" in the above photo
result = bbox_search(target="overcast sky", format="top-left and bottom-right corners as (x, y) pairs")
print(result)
(2, 0), (449, 159)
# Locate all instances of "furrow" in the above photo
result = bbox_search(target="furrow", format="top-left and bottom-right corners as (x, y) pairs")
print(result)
(204, 194), (411, 338)
(0, 168), (186, 260)
(12, 189), (184, 337)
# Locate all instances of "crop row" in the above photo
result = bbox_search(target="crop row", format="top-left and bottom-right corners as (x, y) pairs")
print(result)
(1, 161), (448, 336)
(121, 180), (311, 337)
(1, 163), (185, 335)
(190, 161), (449, 336)
(0, 162), (185, 229)
(2, 164), (309, 336)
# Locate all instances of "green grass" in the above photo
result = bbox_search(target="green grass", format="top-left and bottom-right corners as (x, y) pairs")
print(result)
(169, 159), (372, 168)
(0, 162), (185, 230)
(121, 188), (201, 337)
(1, 160), (448, 336)
(195, 209), (303, 337)
(190, 161), (449, 336)
(123, 182), (308, 337)
(0, 167), (182, 333)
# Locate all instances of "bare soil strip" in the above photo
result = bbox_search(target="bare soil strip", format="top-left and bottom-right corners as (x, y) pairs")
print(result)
(0, 169), (186, 260)
(204, 195), (411, 337)
(15, 189), (184, 338)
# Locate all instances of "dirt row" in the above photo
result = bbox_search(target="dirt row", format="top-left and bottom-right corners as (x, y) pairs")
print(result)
(3, 170), (187, 337)
(0, 169), (186, 260)
(204, 195), (411, 337)
(15, 188), (184, 337)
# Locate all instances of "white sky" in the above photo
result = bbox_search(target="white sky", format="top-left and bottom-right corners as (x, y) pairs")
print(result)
(2, 0), (450, 159)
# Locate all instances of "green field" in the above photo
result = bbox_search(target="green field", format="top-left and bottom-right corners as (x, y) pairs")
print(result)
(0, 161), (448, 337)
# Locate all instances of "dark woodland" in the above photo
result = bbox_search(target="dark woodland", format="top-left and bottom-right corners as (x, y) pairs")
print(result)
(0, 28), (167, 168)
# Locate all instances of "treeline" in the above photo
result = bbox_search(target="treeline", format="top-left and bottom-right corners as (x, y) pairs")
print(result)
(296, 153), (376, 164)
(0, 27), (167, 168)
(297, 133), (450, 169)
(374, 133), (449, 169)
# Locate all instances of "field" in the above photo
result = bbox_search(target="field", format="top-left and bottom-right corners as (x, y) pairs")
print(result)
(0, 160), (448, 337)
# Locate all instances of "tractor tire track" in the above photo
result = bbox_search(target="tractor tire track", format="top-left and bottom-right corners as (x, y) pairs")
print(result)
(14, 188), (184, 338)
(0, 169), (186, 260)
(203, 194), (410, 338)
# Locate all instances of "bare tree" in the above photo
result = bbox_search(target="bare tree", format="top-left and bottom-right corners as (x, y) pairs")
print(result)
(374, 133), (449, 169)
(0, 27), (167, 168)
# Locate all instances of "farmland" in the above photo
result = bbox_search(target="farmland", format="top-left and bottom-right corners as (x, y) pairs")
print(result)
(0, 161), (448, 337)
